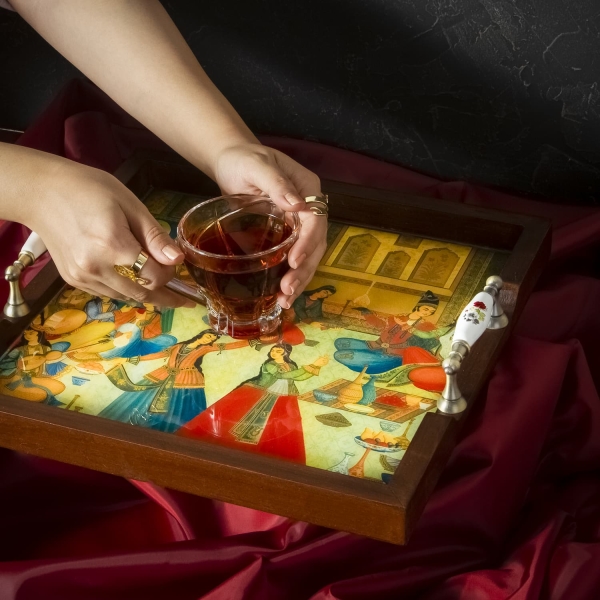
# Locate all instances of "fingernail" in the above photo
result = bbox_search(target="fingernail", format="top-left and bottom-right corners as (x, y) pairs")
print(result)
(163, 245), (183, 260)
(288, 278), (301, 295)
(285, 193), (304, 206)
(293, 253), (306, 269)
(280, 296), (291, 309)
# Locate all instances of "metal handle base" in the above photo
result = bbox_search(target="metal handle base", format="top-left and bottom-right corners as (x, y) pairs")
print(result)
(3, 252), (34, 318)
(484, 275), (509, 330)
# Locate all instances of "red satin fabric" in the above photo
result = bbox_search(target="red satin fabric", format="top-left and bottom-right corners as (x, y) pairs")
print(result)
(2, 79), (600, 599)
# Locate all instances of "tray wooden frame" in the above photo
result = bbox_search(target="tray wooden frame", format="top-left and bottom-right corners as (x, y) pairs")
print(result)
(0, 152), (551, 544)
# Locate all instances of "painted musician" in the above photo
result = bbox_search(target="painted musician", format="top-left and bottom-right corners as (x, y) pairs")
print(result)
(334, 291), (454, 374)
(361, 291), (452, 358)
(0, 328), (69, 405)
(0, 0), (326, 313)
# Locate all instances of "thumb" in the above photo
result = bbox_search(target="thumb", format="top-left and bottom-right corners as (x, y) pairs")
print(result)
(127, 206), (184, 266)
(251, 161), (306, 211)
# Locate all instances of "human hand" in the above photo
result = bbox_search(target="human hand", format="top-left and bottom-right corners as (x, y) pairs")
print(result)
(212, 143), (327, 307)
(30, 160), (194, 308)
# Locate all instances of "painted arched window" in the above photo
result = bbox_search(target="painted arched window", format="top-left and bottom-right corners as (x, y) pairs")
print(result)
(376, 251), (410, 279)
(333, 234), (380, 272)
(410, 248), (459, 287)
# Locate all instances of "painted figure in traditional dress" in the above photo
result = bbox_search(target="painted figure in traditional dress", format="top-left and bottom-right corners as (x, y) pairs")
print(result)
(376, 325), (456, 393)
(83, 295), (142, 330)
(334, 291), (453, 374)
(84, 296), (120, 323)
(286, 285), (337, 324)
(0, 329), (69, 405)
(76, 304), (177, 362)
(31, 306), (115, 353)
(98, 329), (249, 433)
(179, 343), (329, 463)
(136, 303), (175, 339)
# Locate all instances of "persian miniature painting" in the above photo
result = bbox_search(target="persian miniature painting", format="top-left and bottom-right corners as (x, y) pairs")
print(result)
(0, 190), (507, 483)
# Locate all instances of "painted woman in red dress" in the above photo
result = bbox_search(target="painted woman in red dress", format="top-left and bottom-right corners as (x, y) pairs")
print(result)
(178, 344), (328, 464)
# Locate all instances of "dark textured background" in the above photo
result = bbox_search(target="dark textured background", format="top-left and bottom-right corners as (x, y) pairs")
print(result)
(1, 0), (600, 203)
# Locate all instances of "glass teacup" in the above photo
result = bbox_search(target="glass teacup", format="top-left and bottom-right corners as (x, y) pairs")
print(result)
(167, 194), (300, 338)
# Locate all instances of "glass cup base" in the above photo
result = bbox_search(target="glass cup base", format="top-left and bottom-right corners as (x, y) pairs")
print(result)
(207, 304), (282, 339)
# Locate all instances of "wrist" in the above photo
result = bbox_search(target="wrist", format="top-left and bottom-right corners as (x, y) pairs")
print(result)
(27, 154), (90, 231)
(30, 158), (123, 236)
(0, 144), (67, 226)
(203, 138), (262, 182)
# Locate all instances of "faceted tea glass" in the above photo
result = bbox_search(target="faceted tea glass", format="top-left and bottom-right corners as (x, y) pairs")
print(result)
(175, 194), (300, 338)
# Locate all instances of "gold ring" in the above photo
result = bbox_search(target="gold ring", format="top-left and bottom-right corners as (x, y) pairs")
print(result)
(114, 249), (150, 285)
(305, 195), (329, 217)
(132, 250), (149, 276)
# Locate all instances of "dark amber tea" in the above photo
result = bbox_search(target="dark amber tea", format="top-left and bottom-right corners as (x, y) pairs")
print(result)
(190, 213), (293, 257)
(185, 213), (292, 334)
(177, 195), (300, 338)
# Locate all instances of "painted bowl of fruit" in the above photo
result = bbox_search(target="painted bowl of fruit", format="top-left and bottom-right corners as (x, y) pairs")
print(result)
(354, 428), (402, 453)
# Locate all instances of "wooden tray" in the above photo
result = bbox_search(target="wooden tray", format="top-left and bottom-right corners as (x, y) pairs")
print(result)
(0, 151), (550, 544)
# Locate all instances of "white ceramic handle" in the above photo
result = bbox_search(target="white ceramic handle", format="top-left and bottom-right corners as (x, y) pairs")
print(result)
(453, 291), (493, 347)
(21, 232), (47, 261)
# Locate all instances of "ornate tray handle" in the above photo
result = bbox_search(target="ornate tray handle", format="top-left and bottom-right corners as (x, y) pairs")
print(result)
(4, 233), (47, 318)
(437, 276), (508, 415)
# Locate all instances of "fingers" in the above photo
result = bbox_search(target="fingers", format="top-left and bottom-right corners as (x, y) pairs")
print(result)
(124, 203), (184, 267)
(71, 268), (193, 309)
(39, 167), (193, 309)
(115, 245), (176, 291)
(287, 208), (328, 269)
(261, 151), (325, 297)
(278, 209), (327, 305)
(108, 242), (192, 308)
(214, 144), (321, 213)
(66, 225), (193, 309)
(275, 151), (322, 204)
(249, 156), (307, 211)
(114, 199), (193, 307)
(278, 218), (327, 309)
(65, 279), (193, 312)
(108, 275), (194, 309)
